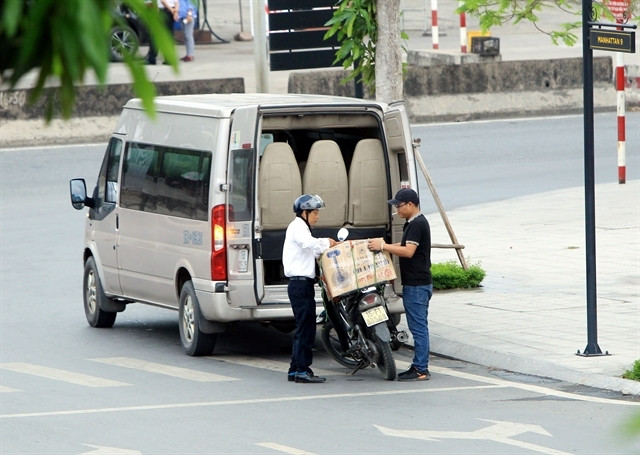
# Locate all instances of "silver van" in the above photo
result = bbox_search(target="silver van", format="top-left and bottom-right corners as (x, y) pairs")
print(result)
(70, 93), (419, 355)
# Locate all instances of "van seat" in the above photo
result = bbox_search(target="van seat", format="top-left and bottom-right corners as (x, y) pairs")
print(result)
(348, 139), (388, 226)
(259, 142), (301, 230)
(302, 140), (348, 227)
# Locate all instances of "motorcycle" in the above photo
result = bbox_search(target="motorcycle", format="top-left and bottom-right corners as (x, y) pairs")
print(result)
(318, 229), (408, 380)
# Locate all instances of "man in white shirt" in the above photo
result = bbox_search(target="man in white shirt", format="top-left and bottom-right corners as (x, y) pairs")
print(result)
(283, 195), (337, 383)
(145, 0), (178, 65)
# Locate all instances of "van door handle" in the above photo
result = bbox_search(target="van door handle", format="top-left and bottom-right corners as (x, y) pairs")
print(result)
(116, 213), (119, 230)
(254, 238), (262, 258)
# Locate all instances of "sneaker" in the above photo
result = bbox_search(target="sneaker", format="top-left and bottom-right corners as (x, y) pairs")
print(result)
(397, 366), (430, 381)
(295, 372), (326, 383)
(287, 372), (296, 382)
(180, 56), (195, 62)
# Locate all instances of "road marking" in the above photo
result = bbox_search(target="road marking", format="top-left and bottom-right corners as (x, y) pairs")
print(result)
(0, 384), (502, 419)
(255, 442), (317, 455)
(424, 363), (639, 406)
(212, 354), (337, 378)
(0, 362), (129, 388)
(0, 385), (21, 393)
(79, 444), (141, 455)
(376, 419), (573, 455)
(394, 359), (638, 407)
(90, 357), (238, 382)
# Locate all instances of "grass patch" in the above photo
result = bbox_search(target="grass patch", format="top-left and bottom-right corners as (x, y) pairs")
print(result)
(432, 261), (486, 290)
(622, 359), (640, 381)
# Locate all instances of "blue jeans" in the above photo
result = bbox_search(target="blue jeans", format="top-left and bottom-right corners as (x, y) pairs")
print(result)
(183, 19), (195, 57)
(403, 284), (433, 371)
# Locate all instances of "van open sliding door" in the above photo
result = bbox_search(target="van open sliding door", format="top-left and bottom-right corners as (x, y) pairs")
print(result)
(226, 106), (263, 307)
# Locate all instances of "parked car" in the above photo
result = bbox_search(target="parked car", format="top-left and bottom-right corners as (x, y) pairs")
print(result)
(109, 4), (149, 62)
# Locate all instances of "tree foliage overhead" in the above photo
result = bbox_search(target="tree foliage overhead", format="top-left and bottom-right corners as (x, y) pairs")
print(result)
(1, 0), (177, 120)
(457, 0), (639, 47)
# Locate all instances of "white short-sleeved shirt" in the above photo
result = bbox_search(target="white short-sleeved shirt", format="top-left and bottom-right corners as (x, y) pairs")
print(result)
(159, 0), (177, 9)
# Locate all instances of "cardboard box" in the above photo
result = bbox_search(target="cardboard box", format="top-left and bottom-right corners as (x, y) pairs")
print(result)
(319, 240), (397, 298)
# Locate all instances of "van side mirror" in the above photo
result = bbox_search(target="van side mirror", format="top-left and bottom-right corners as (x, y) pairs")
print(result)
(70, 178), (88, 210)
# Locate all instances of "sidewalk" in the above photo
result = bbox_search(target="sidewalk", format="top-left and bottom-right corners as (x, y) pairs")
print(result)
(417, 180), (640, 396)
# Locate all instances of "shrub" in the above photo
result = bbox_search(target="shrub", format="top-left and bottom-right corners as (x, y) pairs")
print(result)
(622, 359), (640, 381)
(432, 261), (486, 290)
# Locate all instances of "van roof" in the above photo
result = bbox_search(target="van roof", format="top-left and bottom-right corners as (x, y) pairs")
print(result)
(124, 93), (387, 117)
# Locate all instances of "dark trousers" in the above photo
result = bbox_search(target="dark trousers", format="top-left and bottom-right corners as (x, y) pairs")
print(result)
(147, 7), (174, 62)
(288, 280), (317, 374)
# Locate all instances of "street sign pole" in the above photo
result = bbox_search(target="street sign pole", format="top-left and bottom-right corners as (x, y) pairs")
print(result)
(577, 1), (636, 357)
(578, 0), (604, 356)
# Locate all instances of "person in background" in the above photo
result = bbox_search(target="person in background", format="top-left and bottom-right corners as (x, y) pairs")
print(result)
(177, 0), (197, 62)
(145, 0), (178, 65)
(283, 195), (337, 384)
(368, 188), (433, 381)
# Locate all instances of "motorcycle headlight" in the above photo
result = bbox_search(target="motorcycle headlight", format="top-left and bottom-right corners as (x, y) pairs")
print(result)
(358, 292), (383, 312)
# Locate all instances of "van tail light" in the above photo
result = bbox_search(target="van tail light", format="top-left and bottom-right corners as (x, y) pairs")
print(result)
(211, 204), (227, 281)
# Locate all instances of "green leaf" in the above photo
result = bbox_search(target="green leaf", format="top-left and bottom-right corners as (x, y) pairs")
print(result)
(1, 0), (23, 36)
(124, 52), (158, 119)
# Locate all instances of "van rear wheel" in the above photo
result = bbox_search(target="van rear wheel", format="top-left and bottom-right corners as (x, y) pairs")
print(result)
(179, 281), (216, 356)
(83, 257), (117, 328)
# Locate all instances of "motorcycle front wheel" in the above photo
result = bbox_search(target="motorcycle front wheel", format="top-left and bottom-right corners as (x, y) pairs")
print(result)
(320, 321), (358, 368)
(375, 338), (397, 380)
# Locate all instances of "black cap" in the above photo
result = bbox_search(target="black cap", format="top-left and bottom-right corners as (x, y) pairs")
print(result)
(388, 188), (419, 206)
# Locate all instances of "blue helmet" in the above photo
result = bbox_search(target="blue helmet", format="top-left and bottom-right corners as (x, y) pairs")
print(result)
(293, 194), (325, 213)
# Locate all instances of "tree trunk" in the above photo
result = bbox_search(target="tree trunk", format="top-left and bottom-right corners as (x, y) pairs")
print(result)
(375, 0), (403, 103)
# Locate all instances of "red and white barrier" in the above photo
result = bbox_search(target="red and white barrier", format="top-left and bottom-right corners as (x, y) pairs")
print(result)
(459, 2), (467, 53)
(431, 0), (439, 49)
(616, 52), (626, 184)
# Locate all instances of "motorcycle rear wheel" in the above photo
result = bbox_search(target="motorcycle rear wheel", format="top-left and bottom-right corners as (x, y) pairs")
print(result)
(320, 321), (359, 368)
(375, 338), (397, 380)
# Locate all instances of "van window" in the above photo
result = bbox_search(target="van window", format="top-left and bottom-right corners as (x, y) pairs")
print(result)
(97, 138), (123, 205)
(228, 148), (254, 221)
(120, 142), (211, 221)
(397, 152), (409, 183)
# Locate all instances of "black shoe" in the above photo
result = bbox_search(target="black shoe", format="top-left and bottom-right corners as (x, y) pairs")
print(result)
(398, 366), (430, 381)
(144, 58), (156, 65)
(295, 372), (326, 383)
(287, 372), (296, 382)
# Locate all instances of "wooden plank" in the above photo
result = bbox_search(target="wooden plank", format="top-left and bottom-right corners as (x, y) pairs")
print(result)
(269, 49), (340, 71)
(415, 151), (468, 270)
(269, 30), (339, 51)
(432, 243), (465, 249)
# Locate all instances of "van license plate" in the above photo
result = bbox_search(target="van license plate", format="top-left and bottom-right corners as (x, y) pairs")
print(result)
(362, 306), (388, 327)
(238, 249), (248, 273)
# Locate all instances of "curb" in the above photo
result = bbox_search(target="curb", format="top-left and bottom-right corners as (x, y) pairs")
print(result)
(398, 320), (640, 396)
(430, 334), (640, 396)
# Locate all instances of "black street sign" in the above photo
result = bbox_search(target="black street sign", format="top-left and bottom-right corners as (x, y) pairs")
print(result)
(589, 29), (636, 53)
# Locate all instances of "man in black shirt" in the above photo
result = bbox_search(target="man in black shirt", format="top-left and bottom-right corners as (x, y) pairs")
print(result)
(368, 188), (432, 380)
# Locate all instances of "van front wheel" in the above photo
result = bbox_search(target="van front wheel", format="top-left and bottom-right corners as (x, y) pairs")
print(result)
(83, 257), (117, 328)
(179, 281), (216, 356)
